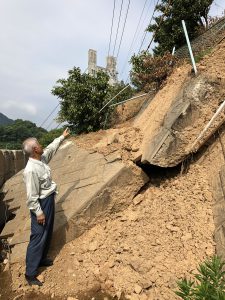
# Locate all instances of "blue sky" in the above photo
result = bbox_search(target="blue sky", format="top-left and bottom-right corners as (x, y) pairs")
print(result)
(0, 0), (224, 129)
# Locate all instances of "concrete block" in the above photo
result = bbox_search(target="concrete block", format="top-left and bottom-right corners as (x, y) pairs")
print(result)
(0, 151), (5, 187)
(12, 150), (25, 173)
(3, 150), (15, 181)
(0, 141), (148, 263)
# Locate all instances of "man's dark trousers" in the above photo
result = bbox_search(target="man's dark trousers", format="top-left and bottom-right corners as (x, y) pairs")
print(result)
(26, 193), (55, 277)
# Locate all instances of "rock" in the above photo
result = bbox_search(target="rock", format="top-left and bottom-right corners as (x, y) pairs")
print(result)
(134, 284), (142, 294)
(166, 224), (180, 232)
(89, 241), (98, 251)
(67, 297), (78, 300)
(107, 132), (119, 145)
(70, 252), (75, 256)
(13, 295), (23, 300)
(199, 65), (206, 71)
(105, 279), (114, 289)
(131, 144), (139, 152)
(37, 274), (45, 283)
(133, 194), (144, 205)
(3, 258), (8, 264)
(51, 293), (55, 298)
(181, 233), (192, 242)
(77, 256), (83, 262)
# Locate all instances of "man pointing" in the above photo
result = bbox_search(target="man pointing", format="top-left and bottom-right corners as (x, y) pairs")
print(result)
(22, 128), (70, 286)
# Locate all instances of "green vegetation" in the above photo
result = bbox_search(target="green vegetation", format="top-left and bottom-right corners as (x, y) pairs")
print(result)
(130, 51), (177, 91)
(194, 48), (212, 63)
(129, 0), (214, 92)
(147, 0), (213, 56)
(175, 256), (225, 299)
(52, 67), (134, 134)
(0, 112), (14, 126)
(0, 119), (47, 150)
(39, 128), (63, 147)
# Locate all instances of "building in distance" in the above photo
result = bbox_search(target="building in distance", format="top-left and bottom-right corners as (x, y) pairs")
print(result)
(88, 49), (118, 85)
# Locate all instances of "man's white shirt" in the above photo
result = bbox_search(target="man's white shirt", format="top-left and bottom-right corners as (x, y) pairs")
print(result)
(23, 135), (65, 216)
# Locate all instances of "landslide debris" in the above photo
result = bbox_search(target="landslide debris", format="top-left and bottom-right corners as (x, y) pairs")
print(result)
(11, 163), (215, 300)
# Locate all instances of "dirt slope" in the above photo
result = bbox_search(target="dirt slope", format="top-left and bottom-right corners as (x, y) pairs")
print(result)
(3, 39), (225, 300)
(10, 162), (215, 300)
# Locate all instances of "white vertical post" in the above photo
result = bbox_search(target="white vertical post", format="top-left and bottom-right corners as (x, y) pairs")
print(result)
(172, 46), (176, 55)
(182, 20), (197, 75)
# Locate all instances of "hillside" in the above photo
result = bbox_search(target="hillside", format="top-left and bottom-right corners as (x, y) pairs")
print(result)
(1, 38), (225, 300)
(0, 112), (13, 126)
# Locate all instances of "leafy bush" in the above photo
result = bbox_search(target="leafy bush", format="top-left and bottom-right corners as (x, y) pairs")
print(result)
(130, 51), (177, 92)
(175, 256), (225, 299)
(52, 67), (134, 133)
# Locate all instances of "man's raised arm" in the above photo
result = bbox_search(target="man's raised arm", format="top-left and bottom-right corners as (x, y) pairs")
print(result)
(41, 128), (70, 164)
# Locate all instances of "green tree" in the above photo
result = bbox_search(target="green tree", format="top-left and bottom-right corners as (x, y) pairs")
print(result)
(52, 67), (134, 133)
(39, 128), (63, 147)
(147, 0), (213, 55)
(0, 119), (46, 150)
(52, 67), (111, 133)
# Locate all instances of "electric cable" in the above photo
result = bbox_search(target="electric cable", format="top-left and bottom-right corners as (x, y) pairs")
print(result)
(112, 0), (124, 56)
(108, 0), (117, 56)
(39, 102), (60, 128)
(120, 0), (149, 76)
(116, 0), (131, 59)
(137, 0), (159, 53)
(146, 0), (172, 50)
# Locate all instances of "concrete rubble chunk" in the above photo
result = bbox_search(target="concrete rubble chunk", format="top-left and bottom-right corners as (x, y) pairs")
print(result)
(0, 141), (148, 263)
(137, 75), (225, 167)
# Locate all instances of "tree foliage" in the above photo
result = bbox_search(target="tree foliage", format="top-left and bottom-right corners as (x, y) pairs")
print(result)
(147, 0), (213, 55)
(176, 256), (225, 299)
(0, 119), (47, 150)
(52, 67), (134, 133)
(39, 128), (63, 147)
(130, 50), (177, 91)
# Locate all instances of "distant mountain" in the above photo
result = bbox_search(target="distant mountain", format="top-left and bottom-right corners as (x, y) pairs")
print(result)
(0, 113), (14, 125)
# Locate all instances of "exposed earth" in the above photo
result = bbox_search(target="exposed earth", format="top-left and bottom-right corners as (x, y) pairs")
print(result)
(1, 37), (225, 300)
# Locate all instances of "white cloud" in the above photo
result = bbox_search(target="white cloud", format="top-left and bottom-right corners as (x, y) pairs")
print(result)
(0, 0), (224, 128)
(2, 101), (37, 116)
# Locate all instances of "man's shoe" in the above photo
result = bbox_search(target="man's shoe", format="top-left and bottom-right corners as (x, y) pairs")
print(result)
(25, 274), (43, 286)
(39, 258), (53, 267)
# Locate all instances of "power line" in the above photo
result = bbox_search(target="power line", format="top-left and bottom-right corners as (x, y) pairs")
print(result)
(146, 0), (172, 51)
(112, 0), (124, 56)
(120, 0), (149, 76)
(39, 102), (60, 128)
(116, 0), (131, 59)
(137, 0), (159, 53)
(108, 0), (117, 56)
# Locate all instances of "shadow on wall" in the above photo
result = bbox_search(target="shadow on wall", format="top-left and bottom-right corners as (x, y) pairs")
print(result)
(0, 150), (28, 188)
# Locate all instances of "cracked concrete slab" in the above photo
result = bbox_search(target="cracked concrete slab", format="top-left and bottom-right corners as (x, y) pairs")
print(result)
(0, 141), (148, 263)
(137, 75), (225, 167)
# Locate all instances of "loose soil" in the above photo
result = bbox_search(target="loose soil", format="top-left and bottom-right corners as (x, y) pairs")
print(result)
(2, 39), (225, 300)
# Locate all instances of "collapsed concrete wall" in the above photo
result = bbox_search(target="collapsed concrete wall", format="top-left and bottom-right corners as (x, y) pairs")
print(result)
(135, 73), (225, 167)
(0, 140), (148, 263)
(0, 149), (27, 188)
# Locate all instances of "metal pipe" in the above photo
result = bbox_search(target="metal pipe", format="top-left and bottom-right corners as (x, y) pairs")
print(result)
(99, 84), (130, 112)
(172, 46), (176, 56)
(110, 93), (147, 107)
(182, 20), (197, 75)
(191, 99), (225, 152)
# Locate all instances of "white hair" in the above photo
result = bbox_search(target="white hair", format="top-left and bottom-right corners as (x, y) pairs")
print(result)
(22, 137), (38, 156)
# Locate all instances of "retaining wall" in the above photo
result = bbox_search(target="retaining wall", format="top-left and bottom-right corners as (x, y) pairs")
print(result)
(0, 150), (27, 188)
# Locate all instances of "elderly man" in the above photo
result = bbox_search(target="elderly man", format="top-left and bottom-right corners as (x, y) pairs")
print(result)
(22, 128), (70, 286)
